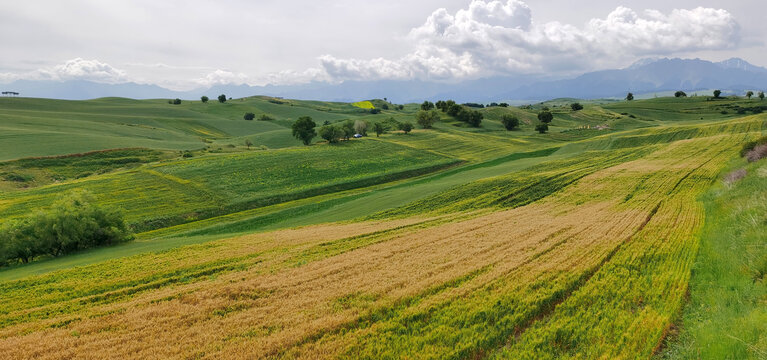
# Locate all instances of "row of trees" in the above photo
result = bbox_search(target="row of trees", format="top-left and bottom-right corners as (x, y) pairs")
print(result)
(631, 90), (766, 101)
(200, 95), (228, 103)
(0, 192), (133, 266)
(293, 116), (417, 145)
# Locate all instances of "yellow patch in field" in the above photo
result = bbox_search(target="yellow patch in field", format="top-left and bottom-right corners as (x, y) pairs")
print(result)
(352, 101), (375, 109)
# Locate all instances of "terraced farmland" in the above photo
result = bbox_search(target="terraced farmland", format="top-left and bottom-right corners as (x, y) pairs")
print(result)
(0, 96), (765, 359)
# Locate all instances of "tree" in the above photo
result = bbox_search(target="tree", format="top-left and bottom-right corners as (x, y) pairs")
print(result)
(499, 102), (509, 107)
(675, 91), (687, 98)
(435, 100), (446, 111)
(373, 122), (385, 137)
(354, 120), (368, 136)
(713, 90), (722, 99)
(447, 103), (463, 117)
(537, 110), (553, 124)
(172, 98), (182, 105)
(259, 114), (274, 121)
(291, 116), (316, 145)
(201, 96), (209, 103)
(244, 112), (255, 120)
(218, 94), (227, 103)
(370, 108), (381, 114)
(570, 103), (584, 111)
(416, 110), (440, 129)
(341, 120), (355, 140)
(535, 123), (549, 134)
(501, 115), (520, 130)
(399, 122), (413, 134)
(626, 92), (634, 101)
(421, 101), (435, 111)
(457, 109), (483, 127)
(318, 125), (343, 143)
(245, 139), (253, 149)
(746, 91), (754, 99)
(760, 91), (765, 101)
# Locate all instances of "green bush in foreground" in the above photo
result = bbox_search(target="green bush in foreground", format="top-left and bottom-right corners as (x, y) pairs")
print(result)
(0, 191), (133, 265)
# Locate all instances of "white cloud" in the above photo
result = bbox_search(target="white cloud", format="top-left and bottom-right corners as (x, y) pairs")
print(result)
(0, 58), (128, 84)
(194, 69), (250, 87)
(303, 0), (741, 82)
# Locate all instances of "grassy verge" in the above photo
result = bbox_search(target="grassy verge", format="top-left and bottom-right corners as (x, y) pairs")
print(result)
(658, 159), (767, 359)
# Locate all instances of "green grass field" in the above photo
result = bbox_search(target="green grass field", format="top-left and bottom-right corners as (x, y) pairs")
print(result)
(0, 95), (765, 359)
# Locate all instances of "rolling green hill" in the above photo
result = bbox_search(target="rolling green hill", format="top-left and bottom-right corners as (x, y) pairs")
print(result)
(0, 95), (765, 359)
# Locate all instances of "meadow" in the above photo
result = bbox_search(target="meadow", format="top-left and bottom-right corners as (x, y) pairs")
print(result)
(0, 95), (765, 359)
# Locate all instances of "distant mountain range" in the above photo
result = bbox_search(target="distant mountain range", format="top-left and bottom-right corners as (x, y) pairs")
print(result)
(2, 58), (766, 103)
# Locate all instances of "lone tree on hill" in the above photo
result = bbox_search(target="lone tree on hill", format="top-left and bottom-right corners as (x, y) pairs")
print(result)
(399, 122), (413, 134)
(571, 103), (584, 111)
(420, 101), (435, 111)
(760, 91), (765, 101)
(218, 94), (227, 103)
(626, 92), (634, 101)
(416, 110), (440, 129)
(713, 90), (722, 99)
(538, 110), (553, 124)
(201, 96), (209, 103)
(675, 91), (687, 98)
(244, 112), (255, 120)
(172, 98), (182, 105)
(746, 91), (754, 99)
(292, 116), (317, 145)
(535, 123), (549, 134)
(501, 115), (520, 130)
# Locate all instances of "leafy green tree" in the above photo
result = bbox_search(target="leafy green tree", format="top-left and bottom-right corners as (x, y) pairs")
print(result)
(416, 110), (440, 129)
(570, 103), (584, 111)
(537, 110), (553, 124)
(626, 92), (634, 101)
(447, 103), (463, 117)
(746, 91), (754, 99)
(499, 102), (509, 107)
(245, 139), (253, 149)
(318, 125), (343, 143)
(399, 122), (413, 134)
(201, 96), (209, 103)
(373, 122), (385, 137)
(354, 120), (368, 136)
(172, 98), (182, 105)
(291, 116), (317, 145)
(218, 94), (227, 103)
(535, 123), (549, 134)
(341, 120), (355, 140)
(457, 109), (483, 127)
(420, 101), (435, 111)
(244, 112), (255, 120)
(713, 90), (722, 98)
(760, 91), (765, 101)
(675, 91), (687, 98)
(501, 115), (520, 130)
(435, 100), (446, 111)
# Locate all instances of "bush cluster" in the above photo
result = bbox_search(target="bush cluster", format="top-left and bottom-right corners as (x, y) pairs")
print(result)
(0, 191), (133, 266)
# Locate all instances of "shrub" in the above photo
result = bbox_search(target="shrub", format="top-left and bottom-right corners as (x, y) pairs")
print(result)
(243, 112), (255, 120)
(501, 115), (520, 130)
(2, 172), (33, 182)
(740, 136), (767, 157)
(570, 103), (584, 111)
(746, 144), (767, 163)
(0, 191), (133, 265)
(399, 122), (413, 134)
(535, 123), (549, 134)
(258, 114), (274, 121)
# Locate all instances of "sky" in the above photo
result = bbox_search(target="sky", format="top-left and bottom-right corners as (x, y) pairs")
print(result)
(0, 0), (763, 90)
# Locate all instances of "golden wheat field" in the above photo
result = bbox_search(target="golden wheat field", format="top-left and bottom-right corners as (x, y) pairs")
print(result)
(0, 129), (753, 359)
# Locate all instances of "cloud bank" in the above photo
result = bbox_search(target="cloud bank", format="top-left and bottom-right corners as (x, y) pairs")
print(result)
(316, 0), (740, 82)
